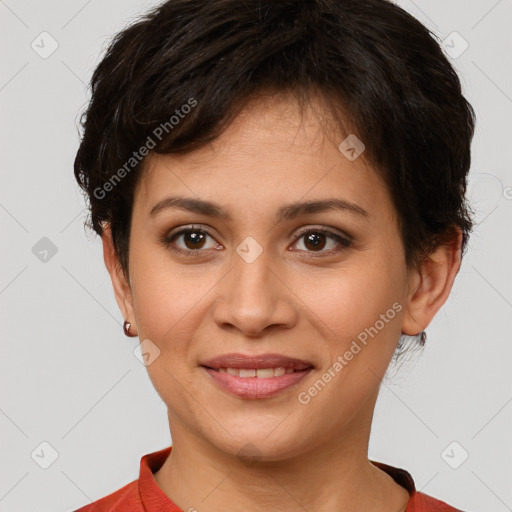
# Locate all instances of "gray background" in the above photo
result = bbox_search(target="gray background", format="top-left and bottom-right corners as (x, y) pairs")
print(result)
(1, 0), (511, 511)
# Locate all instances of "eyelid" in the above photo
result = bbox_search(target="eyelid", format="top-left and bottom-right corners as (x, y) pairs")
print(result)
(163, 224), (221, 255)
(288, 226), (353, 256)
(293, 225), (353, 243)
(162, 223), (353, 256)
(166, 223), (218, 239)
(165, 223), (352, 242)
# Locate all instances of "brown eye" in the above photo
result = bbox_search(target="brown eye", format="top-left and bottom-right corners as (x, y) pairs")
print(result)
(292, 228), (352, 256)
(180, 231), (207, 250)
(302, 232), (328, 251)
(162, 226), (220, 255)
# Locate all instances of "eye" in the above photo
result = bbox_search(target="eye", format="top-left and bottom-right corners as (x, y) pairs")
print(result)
(290, 228), (352, 256)
(161, 225), (352, 257)
(161, 225), (221, 256)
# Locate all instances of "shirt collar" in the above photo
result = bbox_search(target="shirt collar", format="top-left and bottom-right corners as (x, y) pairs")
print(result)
(371, 459), (416, 495)
(139, 446), (178, 511)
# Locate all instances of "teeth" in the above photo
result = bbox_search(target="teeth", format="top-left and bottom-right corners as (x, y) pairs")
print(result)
(257, 368), (279, 378)
(216, 367), (294, 378)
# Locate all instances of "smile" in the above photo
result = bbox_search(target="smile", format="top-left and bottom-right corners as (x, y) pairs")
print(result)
(211, 367), (295, 378)
(201, 365), (313, 399)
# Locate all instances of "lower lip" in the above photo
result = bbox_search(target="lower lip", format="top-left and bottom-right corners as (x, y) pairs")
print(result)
(202, 367), (313, 399)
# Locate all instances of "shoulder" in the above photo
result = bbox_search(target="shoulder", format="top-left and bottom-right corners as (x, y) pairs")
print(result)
(71, 446), (175, 512)
(371, 460), (464, 512)
(72, 479), (143, 512)
(408, 491), (465, 511)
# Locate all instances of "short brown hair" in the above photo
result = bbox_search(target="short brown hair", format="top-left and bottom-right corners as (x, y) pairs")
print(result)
(74, 0), (476, 278)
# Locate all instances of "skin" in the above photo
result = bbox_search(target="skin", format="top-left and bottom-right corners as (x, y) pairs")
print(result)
(102, 91), (462, 512)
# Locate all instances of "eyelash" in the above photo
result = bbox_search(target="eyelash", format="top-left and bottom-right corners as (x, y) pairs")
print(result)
(161, 224), (353, 258)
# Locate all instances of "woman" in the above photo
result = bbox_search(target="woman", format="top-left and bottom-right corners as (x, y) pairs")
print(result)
(72, 0), (475, 510)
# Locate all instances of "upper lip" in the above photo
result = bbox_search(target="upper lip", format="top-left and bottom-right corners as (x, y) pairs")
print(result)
(200, 353), (314, 371)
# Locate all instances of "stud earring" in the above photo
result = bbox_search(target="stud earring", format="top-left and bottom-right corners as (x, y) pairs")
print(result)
(123, 320), (137, 337)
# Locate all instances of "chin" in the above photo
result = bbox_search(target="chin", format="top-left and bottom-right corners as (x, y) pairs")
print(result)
(206, 428), (309, 463)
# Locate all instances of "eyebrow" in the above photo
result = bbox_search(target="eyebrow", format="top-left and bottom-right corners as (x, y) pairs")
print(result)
(149, 196), (369, 222)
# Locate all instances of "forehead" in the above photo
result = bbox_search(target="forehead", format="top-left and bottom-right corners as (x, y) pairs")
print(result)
(133, 93), (395, 225)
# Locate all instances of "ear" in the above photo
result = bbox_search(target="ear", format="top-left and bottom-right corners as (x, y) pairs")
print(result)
(101, 224), (137, 333)
(401, 228), (463, 335)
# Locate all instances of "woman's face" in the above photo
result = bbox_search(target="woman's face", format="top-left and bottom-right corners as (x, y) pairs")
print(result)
(111, 93), (423, 460)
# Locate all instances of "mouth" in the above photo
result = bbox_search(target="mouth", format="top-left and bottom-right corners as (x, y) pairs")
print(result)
(199, 353), (314, 399)
(200, 352), (314, 372)
(203, 367), (299, 378)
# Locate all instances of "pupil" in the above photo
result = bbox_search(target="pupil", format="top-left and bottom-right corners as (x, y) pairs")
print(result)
(185, 232), (205, 249)
(305, 232), (326, 251)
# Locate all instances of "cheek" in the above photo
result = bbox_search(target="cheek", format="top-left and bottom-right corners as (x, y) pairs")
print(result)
(129, 251), (203, 405)
(294, 259), (404, 341)
(294, 261), (406, 409)
(130, 245), (208, 341)
(291, 265), (404, 431)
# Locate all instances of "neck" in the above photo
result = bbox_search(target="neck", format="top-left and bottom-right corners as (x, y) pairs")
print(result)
(154, 399), (410, 511)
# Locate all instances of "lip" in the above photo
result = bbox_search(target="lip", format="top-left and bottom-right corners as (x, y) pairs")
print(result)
(200, 352), (314, 399)
(200, 352), (314, 371)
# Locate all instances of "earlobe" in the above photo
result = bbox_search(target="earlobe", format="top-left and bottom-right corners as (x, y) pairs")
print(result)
(101, 224), (137, 333)
(401, 229), (462, 336)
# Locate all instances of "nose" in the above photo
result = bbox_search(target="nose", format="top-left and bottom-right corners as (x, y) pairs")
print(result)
(212, 248), (299, 337)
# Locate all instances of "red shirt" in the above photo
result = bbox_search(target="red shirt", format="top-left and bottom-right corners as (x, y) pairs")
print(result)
(73, 446), (462, 511)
